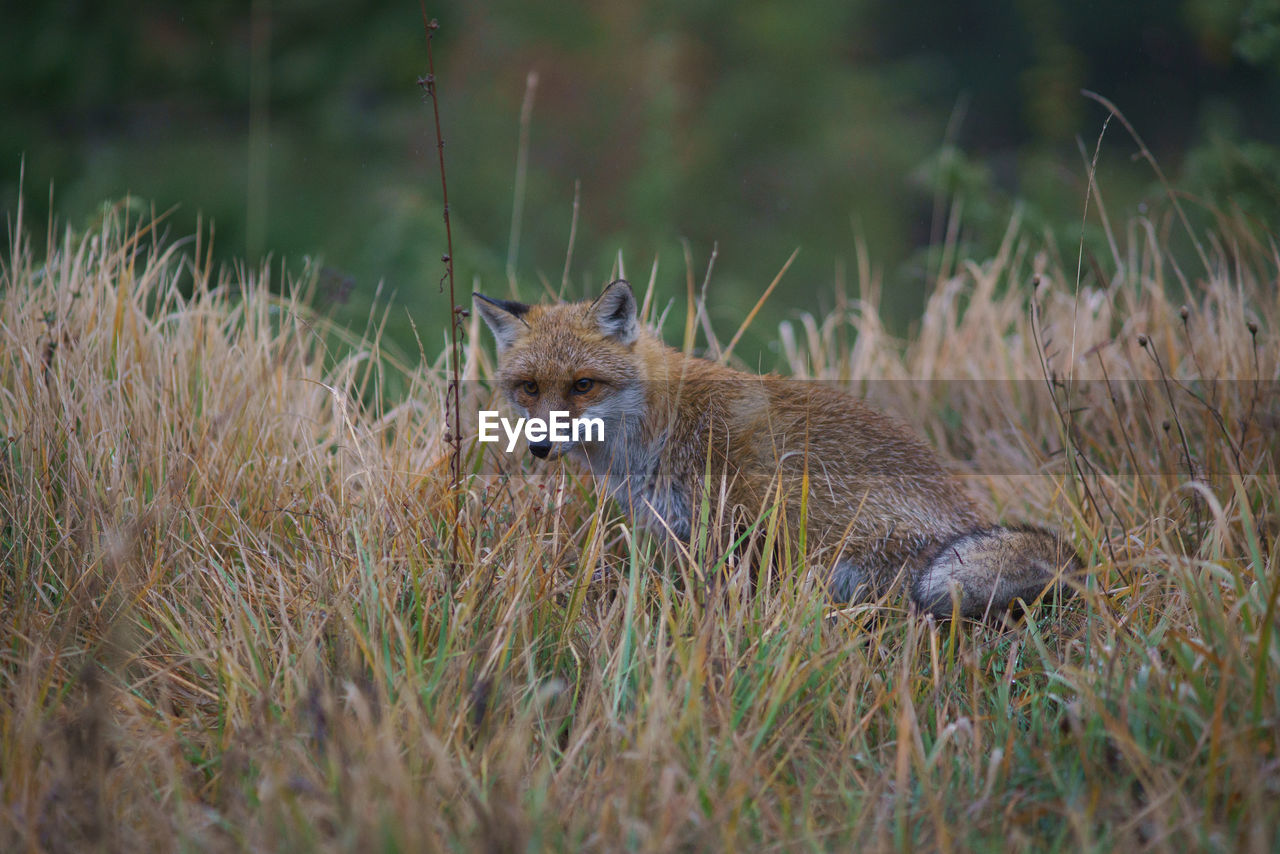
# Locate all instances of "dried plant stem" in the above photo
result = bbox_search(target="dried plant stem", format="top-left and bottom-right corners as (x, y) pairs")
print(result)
(506, 70), (539, 294)
(419, 10), (462, 585)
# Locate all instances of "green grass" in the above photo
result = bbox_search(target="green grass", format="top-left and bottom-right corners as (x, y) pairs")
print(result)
(0, 195), (1277, 852)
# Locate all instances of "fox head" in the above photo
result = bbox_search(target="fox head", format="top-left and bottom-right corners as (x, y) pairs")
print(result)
(473, 279), (648, 460)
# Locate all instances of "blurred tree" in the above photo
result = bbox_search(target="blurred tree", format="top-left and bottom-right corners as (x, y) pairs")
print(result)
(2, 0), (1277, 360)
(1236, 0), (1280, 69)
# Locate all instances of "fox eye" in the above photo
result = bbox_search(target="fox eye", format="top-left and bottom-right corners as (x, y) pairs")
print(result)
(572, 377), (595, 394)
(520, 380), (538, 396)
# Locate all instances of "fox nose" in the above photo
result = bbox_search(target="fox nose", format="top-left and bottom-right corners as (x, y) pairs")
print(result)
(528, 440), (552, 459)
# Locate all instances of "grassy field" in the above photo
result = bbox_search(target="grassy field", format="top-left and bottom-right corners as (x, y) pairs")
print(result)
(1, 195), (1277, 852)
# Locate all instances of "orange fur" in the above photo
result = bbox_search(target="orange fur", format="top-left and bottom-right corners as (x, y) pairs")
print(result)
(476, 280), (1080, 618)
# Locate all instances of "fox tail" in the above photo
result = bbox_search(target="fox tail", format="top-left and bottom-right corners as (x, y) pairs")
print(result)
(912, 526), (1082, 620)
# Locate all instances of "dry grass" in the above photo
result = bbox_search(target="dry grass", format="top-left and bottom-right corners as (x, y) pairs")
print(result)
(1, 196), (1277, 853)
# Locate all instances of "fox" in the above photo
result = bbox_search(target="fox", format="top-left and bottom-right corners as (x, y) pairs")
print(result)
(474, 279), (1081, 619)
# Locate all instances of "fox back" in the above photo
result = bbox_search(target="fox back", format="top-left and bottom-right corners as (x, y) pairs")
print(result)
(475, 280), (1081, 619)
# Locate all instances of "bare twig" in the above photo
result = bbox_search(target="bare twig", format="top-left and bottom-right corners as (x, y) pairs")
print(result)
(419, 9), (463, 587)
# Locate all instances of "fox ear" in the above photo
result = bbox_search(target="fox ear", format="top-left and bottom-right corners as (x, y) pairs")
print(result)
(590, 279), (638, 344)
(473, 293), (530, 352)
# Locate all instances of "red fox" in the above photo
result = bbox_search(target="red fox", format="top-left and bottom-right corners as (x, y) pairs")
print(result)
(474, 280), (1081, 618)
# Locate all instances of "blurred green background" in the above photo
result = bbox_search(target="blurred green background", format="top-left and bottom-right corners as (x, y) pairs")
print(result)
(3, 0), (1279, 366)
